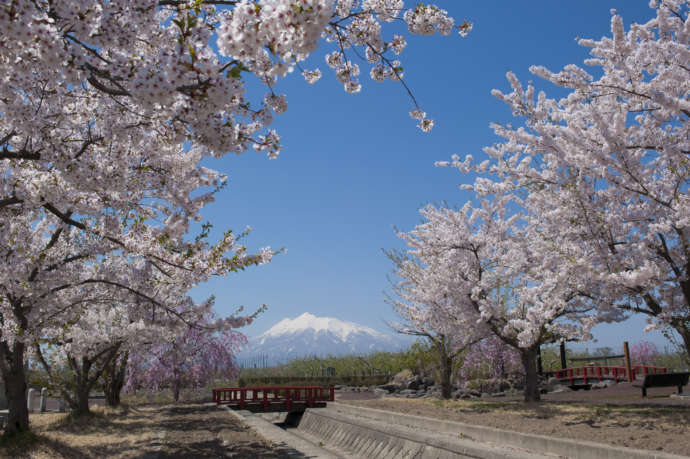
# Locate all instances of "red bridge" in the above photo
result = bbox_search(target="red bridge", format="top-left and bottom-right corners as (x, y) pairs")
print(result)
(213, 386), (334, 413)
(554, 365), (666, 386)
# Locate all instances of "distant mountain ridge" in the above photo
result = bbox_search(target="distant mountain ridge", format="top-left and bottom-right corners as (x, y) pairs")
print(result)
(239, 312), (408, 363)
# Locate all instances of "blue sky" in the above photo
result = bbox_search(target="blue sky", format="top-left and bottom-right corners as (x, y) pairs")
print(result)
(192, 1), (675, 352)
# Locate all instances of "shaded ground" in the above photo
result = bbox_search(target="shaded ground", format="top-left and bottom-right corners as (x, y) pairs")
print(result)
(0, 403), (305, 458)
(340, 383), (690, 456)
(539, 382), (690, 405)
(155, 404), (306, 458)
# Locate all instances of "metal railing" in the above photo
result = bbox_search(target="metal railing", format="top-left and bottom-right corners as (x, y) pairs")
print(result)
(212, 386), (334, 411)
(553, 365), (666, 385)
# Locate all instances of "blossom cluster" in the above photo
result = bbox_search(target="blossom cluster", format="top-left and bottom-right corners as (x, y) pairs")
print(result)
(0, 0), (468, 353)
(459, 335), (522, 383)
(629, 341), (660, 366)
(124, 305), (248, 397)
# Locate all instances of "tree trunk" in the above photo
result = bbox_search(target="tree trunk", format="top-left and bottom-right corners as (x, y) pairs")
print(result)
(69, 356), (93, 417)
(439, 355), (453, 399)
(104, 381), (122, 408)
(520, 347), (540, 402)
(104, 351), (128, 407)
(173, 383), (181, 402)
(431, 335), (455, 400)
(677, 326), (690, 366)
(1, 339), (30, 435)
(64, 344), (122, 416)
(74, 386), (91, 417)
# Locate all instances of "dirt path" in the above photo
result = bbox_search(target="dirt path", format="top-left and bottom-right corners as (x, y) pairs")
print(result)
(341, 396), (690, 456)
(154, 404), (306, 458)
(2, 403), (304, 458)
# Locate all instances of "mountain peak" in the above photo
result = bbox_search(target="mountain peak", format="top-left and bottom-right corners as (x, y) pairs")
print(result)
(296, 312), (317, 321)
(242, 312), (407, 361)
(259, 312), (384, 342)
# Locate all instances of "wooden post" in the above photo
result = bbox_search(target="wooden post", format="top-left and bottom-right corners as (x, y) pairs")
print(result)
(623, 341), (633, 382)
(559, 341), (567, 370)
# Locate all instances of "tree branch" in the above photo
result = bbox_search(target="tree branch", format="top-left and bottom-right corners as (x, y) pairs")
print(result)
(0, 197), (22, 209)
(0, 148), (40, 161)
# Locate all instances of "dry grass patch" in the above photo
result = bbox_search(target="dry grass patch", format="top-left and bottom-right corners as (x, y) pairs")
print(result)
(1, 404), (164, 459)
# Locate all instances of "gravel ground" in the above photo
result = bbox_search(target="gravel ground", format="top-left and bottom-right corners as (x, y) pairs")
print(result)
(339, 383), (690, 456)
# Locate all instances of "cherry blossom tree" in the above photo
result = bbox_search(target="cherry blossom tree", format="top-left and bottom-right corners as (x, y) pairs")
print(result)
(446, 1), (689, 360)
(1, 0), (470, 434)
(33, 301), (166, 416)
(0, 204), (268, 432)
(33, 280), (255, 415)
(28, 240), (261, 416)
(386, 248), (486, 399)
(630, 341), (660, 366)
(397, 199), (607, 401)
(125, 305), (248, 402)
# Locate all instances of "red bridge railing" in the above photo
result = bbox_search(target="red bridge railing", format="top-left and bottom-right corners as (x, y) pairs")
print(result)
(554, 365), (666, 385)
(212, 386), (334, 411)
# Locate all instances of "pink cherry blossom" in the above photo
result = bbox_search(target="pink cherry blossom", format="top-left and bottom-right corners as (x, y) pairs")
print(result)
(125, 305), (249, 402)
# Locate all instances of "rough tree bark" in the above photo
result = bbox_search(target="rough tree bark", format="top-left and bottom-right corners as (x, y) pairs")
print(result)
(103, 351), (128, 407)
(439, 353), (454, 400)
(0, 298), (31, 436)
(0, 340), (29, 435)
(73, 377), (92, 417)
(677, 327), (690, 366)
(520, 346), (540, 402)
(68, 345), (122, 416)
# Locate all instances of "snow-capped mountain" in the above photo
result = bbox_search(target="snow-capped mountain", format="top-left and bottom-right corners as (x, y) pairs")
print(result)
(240, 312), (408, 362)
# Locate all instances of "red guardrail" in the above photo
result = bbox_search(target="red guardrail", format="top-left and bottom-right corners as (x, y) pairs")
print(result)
(212, 386), (334, 411)
(554, 365), (666, 385)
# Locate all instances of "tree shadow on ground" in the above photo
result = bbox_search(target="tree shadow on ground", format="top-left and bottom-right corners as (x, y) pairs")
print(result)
(159, 439), (311, 458)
